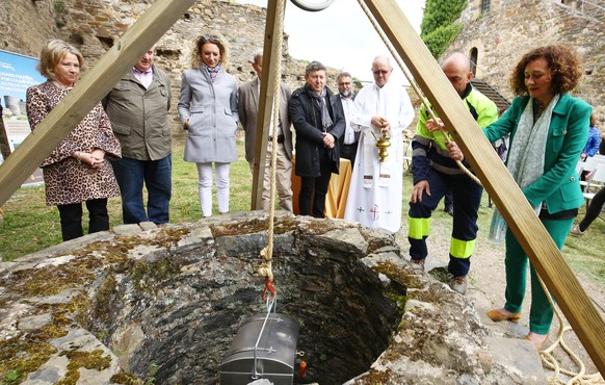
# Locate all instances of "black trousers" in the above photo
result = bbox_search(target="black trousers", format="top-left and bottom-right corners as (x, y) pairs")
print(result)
(299, 151), (333, 218)
(57, 198), (109, 241)
(340, 142), (358, 169)
(579, 186), (605, 231)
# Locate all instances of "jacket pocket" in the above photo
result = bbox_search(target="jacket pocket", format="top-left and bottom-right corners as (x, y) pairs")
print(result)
(558, 177), (581, 203)
(112, 123), (131, 136)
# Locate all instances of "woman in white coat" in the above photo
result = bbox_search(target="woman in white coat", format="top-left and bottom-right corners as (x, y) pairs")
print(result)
(178, 35), (239, 217)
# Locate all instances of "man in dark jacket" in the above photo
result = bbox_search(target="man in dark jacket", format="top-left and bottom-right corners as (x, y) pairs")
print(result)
(289, 61), (345, 218)
(103, 48), (172, 224)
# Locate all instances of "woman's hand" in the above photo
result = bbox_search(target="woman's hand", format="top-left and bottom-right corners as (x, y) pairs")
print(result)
(74, 151), (102, 169)
(90, 149), (105, 169)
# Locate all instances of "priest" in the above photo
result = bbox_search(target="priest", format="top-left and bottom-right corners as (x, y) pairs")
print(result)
(344, 56), (414, 232)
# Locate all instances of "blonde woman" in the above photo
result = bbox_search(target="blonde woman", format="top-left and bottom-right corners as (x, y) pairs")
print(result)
(178, 35), (238, 217)
(26, 39), (121, 241)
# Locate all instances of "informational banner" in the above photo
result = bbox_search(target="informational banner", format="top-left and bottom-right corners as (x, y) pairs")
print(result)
(0, 49), (46, 185)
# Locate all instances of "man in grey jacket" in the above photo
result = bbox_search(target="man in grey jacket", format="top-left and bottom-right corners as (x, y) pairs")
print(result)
(238, 50), (293, 211)
(103, 48), (172, 224)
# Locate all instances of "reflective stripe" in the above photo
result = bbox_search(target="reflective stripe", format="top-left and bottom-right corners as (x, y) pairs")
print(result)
(412, 148), (427, 157)
(450, 237), (476, 259)
(408, 217), (430, 240)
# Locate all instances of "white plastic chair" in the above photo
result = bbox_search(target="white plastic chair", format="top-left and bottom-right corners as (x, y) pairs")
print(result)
(583, 163), (605, 206)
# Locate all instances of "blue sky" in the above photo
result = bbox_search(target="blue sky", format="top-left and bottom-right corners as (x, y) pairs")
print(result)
(235, 0), (426, 84)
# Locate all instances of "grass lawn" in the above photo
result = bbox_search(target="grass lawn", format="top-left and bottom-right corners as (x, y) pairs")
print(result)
(1, 139), (604, 287)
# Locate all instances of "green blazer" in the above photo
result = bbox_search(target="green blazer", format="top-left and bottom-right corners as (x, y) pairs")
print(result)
(484, 93), (591, 214)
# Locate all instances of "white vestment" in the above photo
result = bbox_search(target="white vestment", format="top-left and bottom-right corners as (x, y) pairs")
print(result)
(344, 81), (414, 232)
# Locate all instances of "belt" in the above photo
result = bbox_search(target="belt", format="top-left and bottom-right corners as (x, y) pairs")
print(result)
(268, 134), (284, 144)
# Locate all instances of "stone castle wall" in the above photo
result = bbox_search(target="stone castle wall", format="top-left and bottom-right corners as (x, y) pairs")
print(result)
(447, 0), (605, 128)
(0, 0), (335, 134)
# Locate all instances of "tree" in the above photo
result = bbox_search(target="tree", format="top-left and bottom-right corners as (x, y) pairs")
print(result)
(420, 0), (467, 58)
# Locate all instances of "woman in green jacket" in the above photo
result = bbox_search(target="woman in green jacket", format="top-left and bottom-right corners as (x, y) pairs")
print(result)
(444, 45), (591, 349)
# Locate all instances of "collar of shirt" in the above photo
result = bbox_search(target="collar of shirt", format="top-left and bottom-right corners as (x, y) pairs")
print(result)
(132, 67), (153, 89)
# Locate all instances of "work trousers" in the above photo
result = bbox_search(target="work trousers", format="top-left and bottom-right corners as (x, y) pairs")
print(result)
(196, 162), (230, 217)
(57, 198), (109, 241)
(503, 216), (574, 334)
(408, 168), (483, 277)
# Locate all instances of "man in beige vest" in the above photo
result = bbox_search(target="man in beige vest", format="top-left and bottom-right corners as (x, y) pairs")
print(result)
(238, 50), (293, 211)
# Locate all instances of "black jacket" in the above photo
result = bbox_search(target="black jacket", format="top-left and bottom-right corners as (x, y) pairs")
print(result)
(289, 85), (345, 177)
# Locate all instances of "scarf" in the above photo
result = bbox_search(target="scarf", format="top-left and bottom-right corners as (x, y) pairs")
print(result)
(489, 94), (560, 242)
(308, 86), (333, 131)
(205, 64), (221, 82)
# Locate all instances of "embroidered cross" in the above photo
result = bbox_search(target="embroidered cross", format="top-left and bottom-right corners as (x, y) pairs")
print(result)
(370, 204), (380, 221)
(357, 207), (365, 213)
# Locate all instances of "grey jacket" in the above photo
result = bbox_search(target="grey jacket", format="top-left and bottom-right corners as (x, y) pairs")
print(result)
(103, 65), (171, 161)
(238, 78), (292, 162)
(178, 67), (239, 163)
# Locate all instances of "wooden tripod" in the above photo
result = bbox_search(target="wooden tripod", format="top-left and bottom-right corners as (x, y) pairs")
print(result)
(0, 0), (602, 375)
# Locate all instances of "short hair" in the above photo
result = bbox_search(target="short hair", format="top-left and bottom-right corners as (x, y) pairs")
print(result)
(195, 34), (228, 66)
(510, 45), (582, 96)
(590, 114), (597, 127)
(337, 72), (352, 82)
(37, 39), (84, 81)
(305, 61), (326, 76)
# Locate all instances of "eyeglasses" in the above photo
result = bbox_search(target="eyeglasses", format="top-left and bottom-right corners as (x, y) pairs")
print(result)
(373, 70), (389, 75)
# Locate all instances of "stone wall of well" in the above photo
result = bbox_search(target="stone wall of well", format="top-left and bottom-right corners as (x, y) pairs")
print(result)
(447, 0), (605, 129)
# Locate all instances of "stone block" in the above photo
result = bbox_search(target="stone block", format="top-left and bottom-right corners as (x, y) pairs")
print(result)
(18, 313), (52, 330)
(139, 221), (157, 231)
(112, 224), (142, 236)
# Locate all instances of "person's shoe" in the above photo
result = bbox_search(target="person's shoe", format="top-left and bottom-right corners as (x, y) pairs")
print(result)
(449, 275), (467, 294)
(570, 224), (585, 236)
(409, 258), (425, 274)
(486, 308), (521, 323)
(525, 332), (548, 350)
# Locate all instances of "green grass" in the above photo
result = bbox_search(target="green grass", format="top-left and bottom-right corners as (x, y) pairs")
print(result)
(1, 139), (604, 288)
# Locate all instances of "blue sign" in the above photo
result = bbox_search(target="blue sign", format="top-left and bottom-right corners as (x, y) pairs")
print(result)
(0, 49), (46, 184)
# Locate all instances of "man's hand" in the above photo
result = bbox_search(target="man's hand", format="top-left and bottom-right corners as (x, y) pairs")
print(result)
(411, 180), (430, 204)
(322, 132), (335, 149)
(447, 141), (464, 162)
(425, 118), (445, 132)
(183, 118), (190, 130)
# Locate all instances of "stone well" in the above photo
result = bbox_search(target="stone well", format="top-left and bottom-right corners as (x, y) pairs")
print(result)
(0, 212), (543, 385)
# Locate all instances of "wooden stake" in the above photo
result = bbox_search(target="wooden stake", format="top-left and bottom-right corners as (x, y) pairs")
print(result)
(0, 0), (196, 207)
(363, 0), (605, 374)
(251, 0), (284, 210)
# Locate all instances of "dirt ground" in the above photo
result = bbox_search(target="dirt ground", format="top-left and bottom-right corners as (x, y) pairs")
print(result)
(395, 210), (605, 379)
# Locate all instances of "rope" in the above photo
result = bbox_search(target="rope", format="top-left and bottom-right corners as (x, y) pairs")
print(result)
(257, 0), (287, 301)
(536, 276), (604, 385)
(355, 0), (482, 187)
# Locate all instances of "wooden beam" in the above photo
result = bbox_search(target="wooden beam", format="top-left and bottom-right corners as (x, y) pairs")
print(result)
(251, 0), (285, 210)
(363, 0), (605, 374)
(0, 0), (196, 207)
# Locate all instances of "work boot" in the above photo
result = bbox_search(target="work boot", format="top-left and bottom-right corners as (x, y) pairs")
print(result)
(449, 275), (467, 294)
(570, 224), (584, 236)
(409, 258), (425, 274)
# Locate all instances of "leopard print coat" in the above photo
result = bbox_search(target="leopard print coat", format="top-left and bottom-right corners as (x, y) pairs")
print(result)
(26, 81), (122, 206)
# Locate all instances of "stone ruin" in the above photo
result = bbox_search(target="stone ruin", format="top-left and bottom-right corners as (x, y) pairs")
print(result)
(0, 212), (545, 385)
